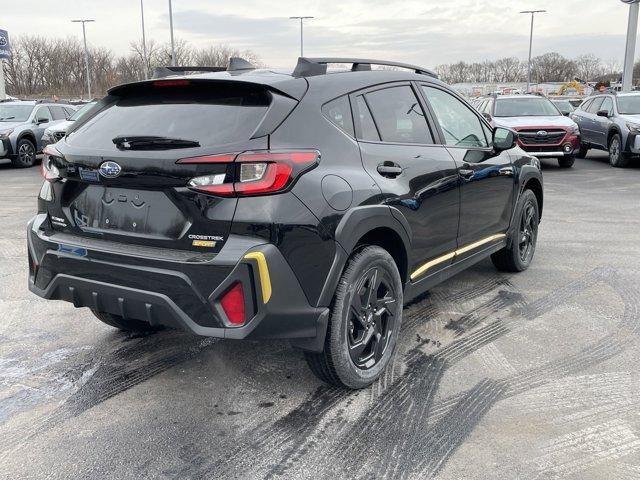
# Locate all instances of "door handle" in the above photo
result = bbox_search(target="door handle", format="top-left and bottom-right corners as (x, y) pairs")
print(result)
(459, 168), (474, 179)
(377, 164), (403, 178)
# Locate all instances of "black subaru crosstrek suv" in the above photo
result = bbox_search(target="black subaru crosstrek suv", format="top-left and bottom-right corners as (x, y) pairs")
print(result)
(28, 57), (543, 389)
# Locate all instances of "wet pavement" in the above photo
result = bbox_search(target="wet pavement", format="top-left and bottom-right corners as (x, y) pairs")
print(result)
(1, 152), (639, 479)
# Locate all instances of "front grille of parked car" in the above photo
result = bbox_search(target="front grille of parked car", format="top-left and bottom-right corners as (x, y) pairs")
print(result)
(518, 129), (566, 146)
(53, 132), (66, 141)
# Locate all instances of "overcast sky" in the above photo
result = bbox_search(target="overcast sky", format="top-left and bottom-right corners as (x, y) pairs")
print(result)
(1, 0), (633, 69)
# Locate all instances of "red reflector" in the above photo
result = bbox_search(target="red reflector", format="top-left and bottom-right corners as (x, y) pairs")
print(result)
(153, 79), (190, 87)
(177, 153), (237, 164)
(220, 282), (245, 325)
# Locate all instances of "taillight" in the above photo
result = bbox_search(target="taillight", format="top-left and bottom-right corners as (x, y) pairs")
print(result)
(183, 150), (319, 197)
(220, 282), (245, 325)
(41, 145), (62, 181)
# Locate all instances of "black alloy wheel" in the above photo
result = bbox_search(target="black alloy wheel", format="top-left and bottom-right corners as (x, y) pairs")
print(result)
(347, 266), (397, 370)
(518, 201), (537, 265)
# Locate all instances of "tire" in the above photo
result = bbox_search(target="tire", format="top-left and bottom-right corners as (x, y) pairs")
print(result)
(557, 156), (575, 168)
(576, 144), (589, 159)
(491, 189), (539, 273)
(608, 133), (630, 168)
(11, 138), (37, 168)
(304, 246), (403, 389)
(91, 310), (161, 332)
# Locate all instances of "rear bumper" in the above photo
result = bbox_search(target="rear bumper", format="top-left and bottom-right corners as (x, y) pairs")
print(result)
(27, 214), (329, 349)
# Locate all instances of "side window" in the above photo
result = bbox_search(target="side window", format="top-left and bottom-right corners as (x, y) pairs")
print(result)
(579, 98), (593, 111)
(587, 97), (605, 114)
(64, 107), (76, 118)
(50, 106), (67, 120)
(322, 95), (354, 137)
(35, 107), (53, 121)
(364, 86), (433, 144)
(600, 97), (613, 114)
(354, 96), (380, 142)
(422, 86), (489, 148)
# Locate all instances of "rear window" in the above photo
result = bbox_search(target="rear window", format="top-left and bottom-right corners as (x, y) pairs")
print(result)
(67, 83), (271, 150)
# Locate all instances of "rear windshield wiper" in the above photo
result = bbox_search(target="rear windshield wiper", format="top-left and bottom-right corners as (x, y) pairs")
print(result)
(112, 135), (200, 150)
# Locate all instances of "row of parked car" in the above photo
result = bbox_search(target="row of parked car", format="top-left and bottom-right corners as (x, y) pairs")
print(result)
(0, 100), (95, 168)
(470, 91), (640, 168)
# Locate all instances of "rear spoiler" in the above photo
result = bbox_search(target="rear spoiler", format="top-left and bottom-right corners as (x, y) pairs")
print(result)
(152, 57), (257, 79)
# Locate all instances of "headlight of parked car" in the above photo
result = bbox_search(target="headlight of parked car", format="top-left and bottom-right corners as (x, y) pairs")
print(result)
(569, 123), (580, 135)
(626, 123), (640, 134)
(0, 128), (14, 139)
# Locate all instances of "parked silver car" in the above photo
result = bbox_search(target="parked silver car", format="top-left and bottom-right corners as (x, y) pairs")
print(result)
(0, 101), (76, 167)
(42, 101), (97, 148)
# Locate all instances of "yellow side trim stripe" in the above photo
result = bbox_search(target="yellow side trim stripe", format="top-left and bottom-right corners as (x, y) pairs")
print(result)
(410, 233), (507, 281)
(243, 251), (272, 304)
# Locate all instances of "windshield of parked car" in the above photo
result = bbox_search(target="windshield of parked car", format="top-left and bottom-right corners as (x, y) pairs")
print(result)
(494, 97), (561, 117)
(0, 104), (34, 122)
(69, 102), (96, 121)
(553, 100), (574, 112)
(617, 95), (640, 115)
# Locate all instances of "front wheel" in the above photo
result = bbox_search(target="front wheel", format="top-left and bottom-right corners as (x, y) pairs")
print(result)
(576, 144), (589, 159)
(304, 246), (403, 389)
(491, 189), (539, 272)
(12, 138), (37, 168)
(608, 133), (630, 168)
(557, 156), (575, 168)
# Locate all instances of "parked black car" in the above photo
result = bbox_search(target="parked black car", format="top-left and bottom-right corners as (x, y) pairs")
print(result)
(28, 57), (543, 389)
(571, 92), (640, 167)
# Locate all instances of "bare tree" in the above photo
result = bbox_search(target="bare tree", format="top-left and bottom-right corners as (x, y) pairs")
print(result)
(575, 54), (603, 82)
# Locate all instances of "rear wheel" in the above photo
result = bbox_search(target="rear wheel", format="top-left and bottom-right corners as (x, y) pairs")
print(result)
(491, 189), (539, 272)
(304, 246), (403, 389)
(557, 156), (575, 168)
(12, 138), (36, 168)
(91, 310), (161, 332)
(608, 133), (630, 168)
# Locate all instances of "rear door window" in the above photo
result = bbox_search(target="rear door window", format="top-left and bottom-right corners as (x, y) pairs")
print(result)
(322, 95), (354, 137)
(67, 83), (271, 150)
(364, 86), (433, 144)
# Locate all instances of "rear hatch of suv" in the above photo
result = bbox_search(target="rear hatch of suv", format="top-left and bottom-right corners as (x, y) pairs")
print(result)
(46, 78), (302, 254)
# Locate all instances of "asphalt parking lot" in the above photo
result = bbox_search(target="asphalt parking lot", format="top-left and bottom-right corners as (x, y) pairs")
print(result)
(1, 151), (639, 479)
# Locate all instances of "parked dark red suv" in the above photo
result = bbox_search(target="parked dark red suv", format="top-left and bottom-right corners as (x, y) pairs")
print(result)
(473, 94), (581, 168)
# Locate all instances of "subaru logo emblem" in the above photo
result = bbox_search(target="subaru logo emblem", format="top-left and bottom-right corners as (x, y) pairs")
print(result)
(536, 130), (548, 137)
(99, 161), (122, 178)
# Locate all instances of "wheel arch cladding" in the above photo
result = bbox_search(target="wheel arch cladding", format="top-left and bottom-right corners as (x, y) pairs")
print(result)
(523, 177), (543, 219)
(18, 131), (37, 147)
(354, 227), (408, 285)
(335, 206), (410, 283)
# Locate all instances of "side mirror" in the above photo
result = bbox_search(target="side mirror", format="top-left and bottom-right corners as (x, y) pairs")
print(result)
(562, 111), (571, 116)
(36, 117), (49, 124)
(596, 110), (610, 118)
(493, 127), (517, 151)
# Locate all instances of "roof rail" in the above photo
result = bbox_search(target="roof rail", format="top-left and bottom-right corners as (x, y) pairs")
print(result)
(292, 57), (438, 79)
(152, 57), (256, 79)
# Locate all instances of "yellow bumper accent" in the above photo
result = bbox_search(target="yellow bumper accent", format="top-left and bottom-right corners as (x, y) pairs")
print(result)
(410, 233), (507, 281)
(243, 251), (272, 304)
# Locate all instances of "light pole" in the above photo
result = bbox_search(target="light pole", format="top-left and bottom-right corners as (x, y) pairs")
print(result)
(71, 19), (95, 100)
(168, 0), (176, 66)
(622, 0), (640, 91)
(289, 16), (313, 57)
(140, 0), (148, 79)
(520, 10), (546, 93)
